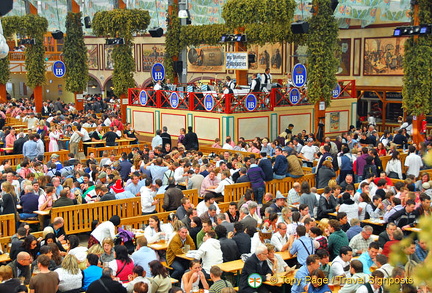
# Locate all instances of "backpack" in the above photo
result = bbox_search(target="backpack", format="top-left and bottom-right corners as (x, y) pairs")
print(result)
(116, 228), (136, 254)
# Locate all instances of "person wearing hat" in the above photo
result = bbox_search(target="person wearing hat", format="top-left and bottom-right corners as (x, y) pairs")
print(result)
(88, 215), (121, 248)
(270, 191), (287, 214)
(23, 112), (39, 130)
(111, 179), (135, 199)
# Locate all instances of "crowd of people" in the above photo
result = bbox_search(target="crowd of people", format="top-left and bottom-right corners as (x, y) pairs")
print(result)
(0, 97), (431, 293)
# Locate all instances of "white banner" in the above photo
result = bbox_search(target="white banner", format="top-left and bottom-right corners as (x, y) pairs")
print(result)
(225, 52), (248, 70)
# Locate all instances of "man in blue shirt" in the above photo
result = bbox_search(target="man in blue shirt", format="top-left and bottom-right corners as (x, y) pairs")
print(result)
(289, 225), (317, 266)
(125, 173), (144, 196)
(82, 254), (103, 291)
(22, 134), (40, 160)
(292, 254), (321, 293)
(357, 242), (379, 274)
(131, 236), (158, 277)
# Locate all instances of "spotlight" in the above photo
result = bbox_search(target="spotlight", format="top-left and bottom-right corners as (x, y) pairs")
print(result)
(291, 21), (309, 34)
(149, 27), (163, 37)
(51, 30), (64, 40)
(19, 39), (35, 45)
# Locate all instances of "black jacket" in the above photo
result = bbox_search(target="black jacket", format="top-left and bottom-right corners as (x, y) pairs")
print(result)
(232, 231), (251, 255)
(240, 253), (272, 293)
(258, 158), (274, 181)
(388, 208), (418, 228)
(219, 237), (240, 262)
(317, 195), (336, 220)
(184, 131), (199, 150)
(87, 276), (127, 293)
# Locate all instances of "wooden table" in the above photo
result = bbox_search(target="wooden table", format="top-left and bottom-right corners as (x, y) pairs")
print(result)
(83, 141), (106, 145)
(117, 138), (135, 146)
(361, 219), (385, 226)
(176, 253), (194, 261)
(217, 259), (244, 273)
(404, 227), (421, 233)
(276, 251), (295, 260)
(0, 253), (11, 263)
(263, 271), (297, 293)
(148, 242), (168, 251)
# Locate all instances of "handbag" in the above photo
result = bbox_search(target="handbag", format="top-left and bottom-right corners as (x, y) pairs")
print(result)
(388, 171), (399, 179)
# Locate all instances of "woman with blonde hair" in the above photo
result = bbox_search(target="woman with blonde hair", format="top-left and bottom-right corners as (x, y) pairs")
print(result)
(100, 237), (115, 263)
(55, 254), (83, 293)
(88, 244), (104, 259)
(0, 181), (18, 218)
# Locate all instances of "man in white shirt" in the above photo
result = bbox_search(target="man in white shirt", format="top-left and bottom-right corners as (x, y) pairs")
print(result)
(288, 182), (301, 205)
(213, 170), (233, 197)
(196, 230), (223, 278)
(196, 193), (220, 216)
(299, 138), (317, 167)
(151, 130), (163, 150)
(23, 112), (39, 130)
(174, 162), (192, 185)
(140, 178), (158, 214)
(270, 222), (289, 252)
(222, 138), (234, 150)
(329, 246), (353, 281)
(404, 145), (423, 178)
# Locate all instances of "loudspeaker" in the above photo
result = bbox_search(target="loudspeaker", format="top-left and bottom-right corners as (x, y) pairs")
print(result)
(173, 61), (183, 74)
(0, 0), (13, 16)
(149, 27), (163, 37)
(51, 30), (64, 40)
(331, 0), (339, 12)
(291, 21), (309, 34)
(84, 16), (92, 29)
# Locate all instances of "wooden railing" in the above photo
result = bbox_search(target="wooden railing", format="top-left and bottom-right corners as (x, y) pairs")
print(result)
(0, 214), (16, 238)
(0, 231), (43, 255)
(223, 173), (316, 202)
(380, 152), (408, 173)
(183, 189), (199, 207)
(88, 144), (146, 157)
(51, 197), (142, 235)
(0, 150), (69, 170)
(199, 145), (257, 158)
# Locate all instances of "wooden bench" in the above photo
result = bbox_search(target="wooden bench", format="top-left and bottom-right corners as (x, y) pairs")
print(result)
(51, 197), (143, 235)
(88, 144), (146, 159)
(223, 173), (317, 202)
(199, 145), (258, 158)
(0, 214), (16, 237)
(0, 150), (69, 170)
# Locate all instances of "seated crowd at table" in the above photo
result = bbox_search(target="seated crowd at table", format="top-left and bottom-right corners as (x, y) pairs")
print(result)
(0, 98), (431, 293)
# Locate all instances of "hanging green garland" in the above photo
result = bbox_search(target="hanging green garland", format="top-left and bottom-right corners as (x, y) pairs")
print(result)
(164, 5), (181, 81)
(93, 9), (150, 96)
(64, 12), (89, 93)
(402, 0), (432, 116)
(306, 0), (339, 106)
(21, 14), (48, 88)
(222, 0), (295, 45)
(0, 15), (46, 87)
(0, 16), (21, 85)
(180, 24), (231, 49)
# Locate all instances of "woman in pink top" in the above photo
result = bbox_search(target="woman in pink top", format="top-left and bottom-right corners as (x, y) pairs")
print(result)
(5, 128), (16, 154)
(212, 138), (221, 148)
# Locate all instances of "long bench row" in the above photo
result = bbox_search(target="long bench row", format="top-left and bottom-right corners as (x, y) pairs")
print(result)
(0, 150), (69, 170)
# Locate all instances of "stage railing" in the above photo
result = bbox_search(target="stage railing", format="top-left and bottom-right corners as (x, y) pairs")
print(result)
(128, 80), (356, 114)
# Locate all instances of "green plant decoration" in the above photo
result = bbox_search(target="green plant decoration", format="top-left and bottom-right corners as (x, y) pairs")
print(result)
(164, 6), (181, 80)
(402, 0), (432, 116)
(112, 44), (135, 97)
(92, 9), (150, 96)
(21, 14), (48, 88)
(222, 0), (295, 44)
(0, 16), (21, 85)
(180, 24), (231, 48)
(64, 12), (89, 93)
(0, 15), (43, 86)
(306, 0), (339, 107)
